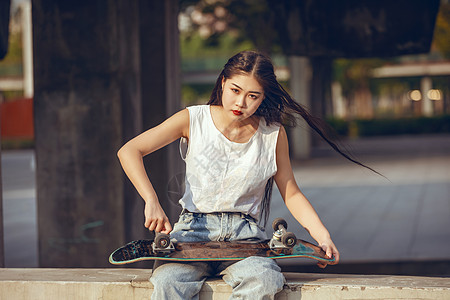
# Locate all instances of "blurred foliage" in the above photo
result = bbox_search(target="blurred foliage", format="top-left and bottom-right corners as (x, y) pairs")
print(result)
(0, 30), (22, 77)
(178, 0), (283, 106)
(332, 2), (450, 113)
(179, 0), (450, 120)
(181, 83), (215, 106)
(433, 1), (450, 59)
(179, 0), (281, 56)
(333, 58), (385, 100)
(1, 138), (34, 150)
(1, 90), (23, 99)
(328, 115), (450, 137)
(180, 31), (254, 61)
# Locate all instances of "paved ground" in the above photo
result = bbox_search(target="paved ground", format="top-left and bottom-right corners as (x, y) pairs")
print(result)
(1, 150), (38, 267)
(2, 134), (450, 271)
(269, 134), (450, 272)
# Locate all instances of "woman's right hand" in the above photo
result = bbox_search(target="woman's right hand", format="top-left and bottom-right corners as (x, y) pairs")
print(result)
(144, 200), (173, 234)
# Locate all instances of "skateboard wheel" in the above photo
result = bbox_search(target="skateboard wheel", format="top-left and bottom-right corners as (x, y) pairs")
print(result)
(272, 218), (287, 231)
(155, 233), (171, 249)
(281, 232), (297, 248)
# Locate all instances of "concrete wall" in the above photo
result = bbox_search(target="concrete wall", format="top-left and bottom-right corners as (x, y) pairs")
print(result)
(1, 269), (449, 299)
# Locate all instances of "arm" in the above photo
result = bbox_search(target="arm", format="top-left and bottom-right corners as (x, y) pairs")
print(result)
(117, 109), (190, 234)
(273, 126), (340, 267)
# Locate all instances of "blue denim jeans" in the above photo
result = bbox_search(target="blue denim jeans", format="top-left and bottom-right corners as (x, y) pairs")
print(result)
(150, 211), (285, 300)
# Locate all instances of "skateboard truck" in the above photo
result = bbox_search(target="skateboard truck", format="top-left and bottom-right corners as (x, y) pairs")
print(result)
(269, 218), (297, 249)
(152, 233), (175, 255)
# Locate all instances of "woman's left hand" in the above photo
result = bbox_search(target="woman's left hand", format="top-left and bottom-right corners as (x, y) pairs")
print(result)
(317, 239), (340, 268)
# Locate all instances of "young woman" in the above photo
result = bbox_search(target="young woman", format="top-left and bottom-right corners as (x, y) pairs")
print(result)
(118, 51), (356, 299)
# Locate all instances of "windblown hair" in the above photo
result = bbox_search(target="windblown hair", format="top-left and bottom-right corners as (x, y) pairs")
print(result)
(208, 50), (379, 225)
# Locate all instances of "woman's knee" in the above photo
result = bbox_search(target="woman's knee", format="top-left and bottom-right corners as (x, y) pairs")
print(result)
(248, 257), (285, 290)
(151, 261), (210, 284)
(221, 257), (285, 293)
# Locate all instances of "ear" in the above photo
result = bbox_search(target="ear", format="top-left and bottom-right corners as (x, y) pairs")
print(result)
(221, 77), (225, 90)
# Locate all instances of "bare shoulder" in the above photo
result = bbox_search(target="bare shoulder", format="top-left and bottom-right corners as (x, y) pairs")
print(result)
(156, 108), (190, 140)
(274, 125), (293, 179)
(276, 126), (289, 151)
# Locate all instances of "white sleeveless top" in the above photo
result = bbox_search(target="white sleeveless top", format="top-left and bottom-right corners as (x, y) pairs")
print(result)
(179, 105), (280, 220)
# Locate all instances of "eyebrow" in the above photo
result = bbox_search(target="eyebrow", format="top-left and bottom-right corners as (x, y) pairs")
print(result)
(231, 83), (262, 94)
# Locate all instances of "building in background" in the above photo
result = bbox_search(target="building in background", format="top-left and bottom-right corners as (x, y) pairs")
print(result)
(0, 0), (33, 147)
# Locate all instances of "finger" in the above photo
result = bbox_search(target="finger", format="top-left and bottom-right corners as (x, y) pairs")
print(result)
(333, 250), (340, 264)
(148, 220), (157, 231)
(162, 221), (173, 234)
(155, 219), (164, 233)
(320, 244), (330, 257)
(144, 216), (151, 228)
(325, 250), (339, 265)
(317, 261), (327, 269)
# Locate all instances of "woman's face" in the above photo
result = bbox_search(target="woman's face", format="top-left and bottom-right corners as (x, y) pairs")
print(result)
(221, 74), (265, 121)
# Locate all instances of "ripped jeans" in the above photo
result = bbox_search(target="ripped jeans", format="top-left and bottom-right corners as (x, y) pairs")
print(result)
(150, 211), (285, 300)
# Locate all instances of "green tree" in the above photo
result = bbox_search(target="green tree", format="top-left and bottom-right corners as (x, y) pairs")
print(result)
(433, 2), (450, 58)
(0, 30), (22, 77)
(179, 0), (280, 55)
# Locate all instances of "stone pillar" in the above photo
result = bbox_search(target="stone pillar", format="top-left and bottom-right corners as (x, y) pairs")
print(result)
(288, 56), (312, 159)
(125, 0), (182, 242)
(421, 76), (433, 117)
(331, 82), (346, 118)
(309, 57), (333, 147)
(310, 58), (333, 118)
(33, 0), (180, 267)
(21, 1), (33, 98)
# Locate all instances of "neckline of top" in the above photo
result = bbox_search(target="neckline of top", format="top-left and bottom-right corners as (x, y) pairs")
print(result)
(207, 105), (260, 145)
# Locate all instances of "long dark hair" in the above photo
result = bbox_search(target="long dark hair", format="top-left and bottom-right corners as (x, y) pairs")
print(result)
(208, 50), (380, 225)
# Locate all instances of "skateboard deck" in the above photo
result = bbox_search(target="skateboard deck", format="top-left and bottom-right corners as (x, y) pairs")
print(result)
(109, 238), (335, 265)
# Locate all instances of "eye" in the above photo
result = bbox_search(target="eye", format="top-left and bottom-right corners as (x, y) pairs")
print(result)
(231, 88), (240, 94)
(249, 94), (259, 100)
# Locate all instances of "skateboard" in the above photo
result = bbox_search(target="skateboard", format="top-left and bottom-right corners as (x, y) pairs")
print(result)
(109, 218), (335, 265)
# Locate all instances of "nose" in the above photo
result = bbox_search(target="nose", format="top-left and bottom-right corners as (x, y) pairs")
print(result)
(235, 95), (245, 108)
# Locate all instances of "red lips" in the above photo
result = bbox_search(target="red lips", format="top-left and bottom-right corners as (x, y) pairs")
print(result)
(232, 110), (243, 116)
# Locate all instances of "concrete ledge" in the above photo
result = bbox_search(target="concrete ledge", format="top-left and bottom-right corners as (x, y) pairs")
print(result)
(1, 268), (449, 299)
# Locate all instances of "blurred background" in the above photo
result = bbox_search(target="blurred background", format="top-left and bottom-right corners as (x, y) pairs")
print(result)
(1, 0), (449, 276)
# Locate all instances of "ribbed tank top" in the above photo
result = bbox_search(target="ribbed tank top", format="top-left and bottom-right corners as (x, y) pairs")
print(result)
(179, 105), (280, 220)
